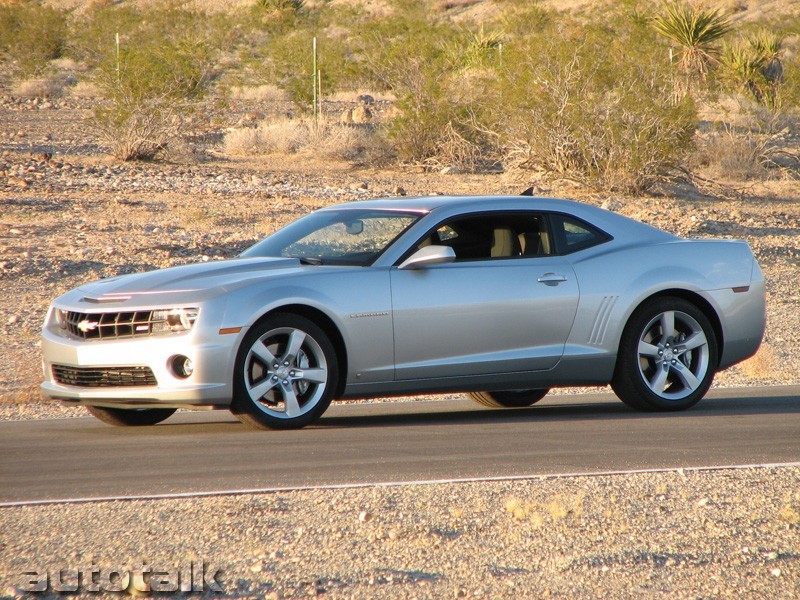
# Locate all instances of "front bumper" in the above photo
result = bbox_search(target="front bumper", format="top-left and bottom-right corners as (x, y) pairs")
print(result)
(40, 326), (238, 409)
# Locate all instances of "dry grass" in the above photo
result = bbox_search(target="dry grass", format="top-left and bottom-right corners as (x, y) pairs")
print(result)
(229, 84), (289, 103)
(504, 494), (583, 526)
(224, 117), (390, 163)
(694, 129), (769, 180)
(11, 74), (74, 98)
(328, 89), (396, 103)
(69, 81), (101, 98)
(225, 117), (308, 154)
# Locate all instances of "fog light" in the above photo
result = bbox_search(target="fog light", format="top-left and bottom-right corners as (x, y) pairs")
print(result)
(170, 355), (194, 379)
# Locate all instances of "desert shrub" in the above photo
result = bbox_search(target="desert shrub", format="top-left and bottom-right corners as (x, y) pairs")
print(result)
(492, 24), (696, 193)
(255, 0), (305, 14)
(90, 46), (205, 160)
(224, 117), (390, 163)
(693, 128), (768, 180)
(76, 4), (229, 160)
(225, 117), (308, 154)
(70, 81), (102, 98)
(11, 74), (75, 98)
(229, 84), (289, 102)
(0, 3), (67, 76)
(358, 7), (496, 169)
(313, 123), (391, 163)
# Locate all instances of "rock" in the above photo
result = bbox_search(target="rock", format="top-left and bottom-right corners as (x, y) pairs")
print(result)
(8, 315), (20, 325)
(340, 109), (354, 124)
(601, 198), (621, 211)
(245, 111), (265, 121)
(393, 186), (406, 196)
(358, 510), (373, 523)
(440, 166), (459, 175)
(351, 105), (372, 123)
(7, 177), (30, 188)
(356, 94), (375, 105)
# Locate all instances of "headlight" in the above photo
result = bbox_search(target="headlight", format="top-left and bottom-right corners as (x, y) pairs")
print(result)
(151, 308), (199, 333)
(54, 308), (68, 330)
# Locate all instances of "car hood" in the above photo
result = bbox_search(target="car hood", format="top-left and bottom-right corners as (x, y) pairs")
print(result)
(62, 257), (303, 306)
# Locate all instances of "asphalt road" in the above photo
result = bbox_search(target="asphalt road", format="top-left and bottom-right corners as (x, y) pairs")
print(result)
(2, 385), (799, 505)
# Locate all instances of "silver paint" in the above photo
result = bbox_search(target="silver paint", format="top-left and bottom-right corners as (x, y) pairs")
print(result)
(40, 196), (765, 411)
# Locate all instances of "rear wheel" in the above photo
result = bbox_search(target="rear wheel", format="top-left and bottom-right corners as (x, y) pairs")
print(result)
(612, 297), (718, 411)
(468, 389), (549, 408)
(86, 406), (176, 426)
(231, 313), (338, 430)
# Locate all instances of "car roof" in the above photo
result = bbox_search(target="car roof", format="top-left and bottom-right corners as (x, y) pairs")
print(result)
(326, 195), (588, 213)
(324, 195), (677, 242)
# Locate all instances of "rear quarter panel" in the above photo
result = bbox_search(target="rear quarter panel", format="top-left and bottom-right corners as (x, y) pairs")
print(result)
(565, 239), (765, 372)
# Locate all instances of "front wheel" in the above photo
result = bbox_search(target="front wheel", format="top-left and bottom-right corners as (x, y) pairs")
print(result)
(612, 297), (718, 411)
(231, 313), (338, 430)
(86, 406), (176, 426)
(468, 389), (549, 408)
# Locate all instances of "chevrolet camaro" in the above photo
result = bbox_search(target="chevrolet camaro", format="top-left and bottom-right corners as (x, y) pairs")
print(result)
(41, 196), (766, 429)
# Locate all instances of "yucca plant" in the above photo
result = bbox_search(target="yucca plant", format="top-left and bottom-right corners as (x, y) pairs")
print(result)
(445, 25), (504, 71)
(720, 31), (785, 111)
(748, 30), (784, 84)
(721, 42), (766, 104)
(255, 0), (304, 13)
(652, 3), (731, 94)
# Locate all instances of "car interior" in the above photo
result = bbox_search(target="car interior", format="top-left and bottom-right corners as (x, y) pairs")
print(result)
(417, 215), (552, 261)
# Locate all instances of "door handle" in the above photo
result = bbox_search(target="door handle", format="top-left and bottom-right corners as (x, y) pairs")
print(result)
(537, 273), (568, 284)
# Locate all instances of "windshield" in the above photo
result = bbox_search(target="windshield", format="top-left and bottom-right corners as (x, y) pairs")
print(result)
(241, 209), (423, 266)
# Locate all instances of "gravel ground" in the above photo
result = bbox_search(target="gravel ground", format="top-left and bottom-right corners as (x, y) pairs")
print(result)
(1, 467), (799, 598)
(1, 78), (799, 600)
(1, 97), (798, 411)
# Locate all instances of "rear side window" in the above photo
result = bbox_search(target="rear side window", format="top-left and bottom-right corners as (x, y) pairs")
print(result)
(550, 214), (610, 254)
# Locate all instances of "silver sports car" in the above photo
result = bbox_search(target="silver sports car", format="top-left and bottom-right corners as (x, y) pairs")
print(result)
(41, 196), (766, 429)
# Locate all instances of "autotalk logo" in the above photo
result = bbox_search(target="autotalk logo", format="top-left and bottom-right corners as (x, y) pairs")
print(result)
(20, 562), (223, 594)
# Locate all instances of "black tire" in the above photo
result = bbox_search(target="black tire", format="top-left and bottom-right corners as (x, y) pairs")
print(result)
(231, 313), (338, 430)
(612, 296), (718, 411)
(86, 406), (177, 426)
(468, 389), (549, 408)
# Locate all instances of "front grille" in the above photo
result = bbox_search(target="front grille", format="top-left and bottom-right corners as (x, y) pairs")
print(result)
(52, 364), (158, 388)
(62, 309), (194, 340)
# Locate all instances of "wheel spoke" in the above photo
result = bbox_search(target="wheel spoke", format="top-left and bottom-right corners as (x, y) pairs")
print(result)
(250, 340), (278, 368)
(638, 340), (660, 358)
(282, 385), (302, 418)
(648, 365), (669, 393)
(660, 311), (675, 340)
(283, 330), (306, 363)
(682, 331), (707, 351)
(248, 377), (278, 402)
(301, 368), (327, 384)
(672, 361), (701, 392)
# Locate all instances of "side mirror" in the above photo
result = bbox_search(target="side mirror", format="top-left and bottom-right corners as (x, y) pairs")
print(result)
(398, 245), (456, 270)
(345, 220), (364, 235)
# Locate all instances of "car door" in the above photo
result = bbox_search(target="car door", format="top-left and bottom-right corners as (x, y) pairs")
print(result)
(390, 213), (580, 380)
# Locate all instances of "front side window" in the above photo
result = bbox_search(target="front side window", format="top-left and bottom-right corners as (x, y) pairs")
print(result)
(409, 213), (552, 262)
(242, 209), (422, 266)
